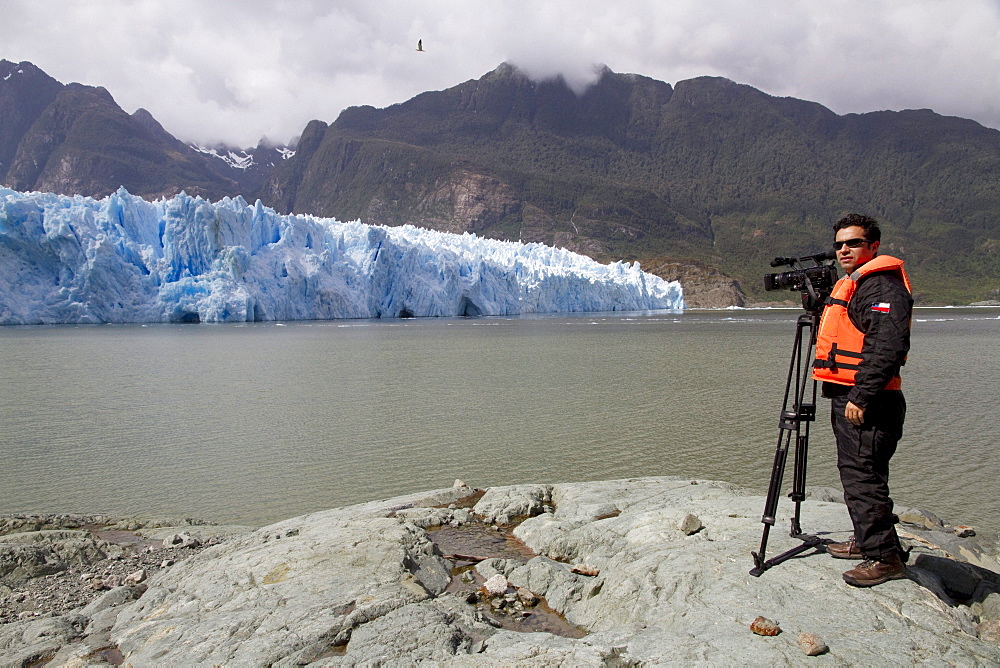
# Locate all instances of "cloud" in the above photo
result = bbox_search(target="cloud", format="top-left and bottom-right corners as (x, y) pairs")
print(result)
(2, 0), (999, 147)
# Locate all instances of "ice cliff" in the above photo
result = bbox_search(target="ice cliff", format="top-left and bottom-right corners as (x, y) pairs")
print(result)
(0, 188), (683, 325)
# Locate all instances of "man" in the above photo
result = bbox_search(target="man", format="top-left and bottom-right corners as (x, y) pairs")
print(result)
(812, 213), (913, 587)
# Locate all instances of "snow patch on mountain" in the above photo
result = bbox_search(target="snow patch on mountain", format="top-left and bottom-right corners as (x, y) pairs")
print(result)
(191, 144), (296, 170)
(191, 145), (255, 170)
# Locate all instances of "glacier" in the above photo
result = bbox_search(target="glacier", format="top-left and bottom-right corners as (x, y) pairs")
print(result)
(0, 188), (683, 325)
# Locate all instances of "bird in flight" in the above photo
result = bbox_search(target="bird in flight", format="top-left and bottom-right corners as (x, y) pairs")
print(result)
(417, 39), (424, 52)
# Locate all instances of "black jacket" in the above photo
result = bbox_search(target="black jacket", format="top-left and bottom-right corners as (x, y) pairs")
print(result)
(822, 268), (913, 407)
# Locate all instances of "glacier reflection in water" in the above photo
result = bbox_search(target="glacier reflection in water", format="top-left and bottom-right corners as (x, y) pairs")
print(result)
(0, 308), (997, 541)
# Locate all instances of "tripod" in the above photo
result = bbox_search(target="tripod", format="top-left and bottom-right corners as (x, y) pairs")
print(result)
(749, 308), (825, 577)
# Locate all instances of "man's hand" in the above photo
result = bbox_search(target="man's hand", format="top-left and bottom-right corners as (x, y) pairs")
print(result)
(845, 401), (866, 426)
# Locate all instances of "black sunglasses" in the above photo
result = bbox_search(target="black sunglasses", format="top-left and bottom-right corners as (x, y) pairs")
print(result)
(833, 237), (870, 250)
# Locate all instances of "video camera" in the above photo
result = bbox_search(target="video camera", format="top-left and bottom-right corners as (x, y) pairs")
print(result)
(763, 251), (838, 314)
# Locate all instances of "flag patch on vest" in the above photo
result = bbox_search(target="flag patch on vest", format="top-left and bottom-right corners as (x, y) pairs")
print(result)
(871, 302), (891, 313)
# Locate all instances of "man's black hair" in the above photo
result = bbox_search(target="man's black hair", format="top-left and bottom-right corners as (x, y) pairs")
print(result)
(834, 213), (881, 242)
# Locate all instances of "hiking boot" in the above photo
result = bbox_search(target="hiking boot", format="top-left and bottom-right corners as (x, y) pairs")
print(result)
(842, 555), (906, 587)
(825, 536), (863, 560)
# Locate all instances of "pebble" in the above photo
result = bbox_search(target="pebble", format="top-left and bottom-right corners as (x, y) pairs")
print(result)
(125, 568), (147, 585)
(678, 513), (703, 535)
(750, 616), (781, 636)
(516, 587), (539, 606)
(483, 573), (510, 595)
(163, 531), (201, 549)
(797, 632), (829, 656)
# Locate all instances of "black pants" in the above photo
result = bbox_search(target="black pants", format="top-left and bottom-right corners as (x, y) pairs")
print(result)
(830, 391), (906, 561)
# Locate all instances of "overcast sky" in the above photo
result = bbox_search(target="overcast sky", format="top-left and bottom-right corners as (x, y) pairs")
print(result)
(3, 0), (999, 148)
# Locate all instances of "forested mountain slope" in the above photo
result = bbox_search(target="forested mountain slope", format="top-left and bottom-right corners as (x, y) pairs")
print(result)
(261, 64), (1000, 303)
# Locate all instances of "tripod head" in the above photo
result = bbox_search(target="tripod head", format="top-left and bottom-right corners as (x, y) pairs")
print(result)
(763, 251), (837, 315)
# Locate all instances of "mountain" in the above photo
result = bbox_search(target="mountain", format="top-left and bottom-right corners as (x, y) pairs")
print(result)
(4, 59), (1000, 304)
(0, 59), (258, 201)
(260, 64), (1000, 304)
(0, 61), (62, 180)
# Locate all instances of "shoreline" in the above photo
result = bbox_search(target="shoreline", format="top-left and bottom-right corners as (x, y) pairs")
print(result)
(3, 477), (999, 664)
(1, 303), (998, 329)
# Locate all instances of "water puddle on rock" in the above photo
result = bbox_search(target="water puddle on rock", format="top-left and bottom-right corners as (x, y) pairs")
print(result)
(427, 521), (587, 639)
(82, 524), (160, 552)
(430, 521), (536, 563)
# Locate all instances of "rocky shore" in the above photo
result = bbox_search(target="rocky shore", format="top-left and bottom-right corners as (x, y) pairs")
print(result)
(2, 477), (999, 665)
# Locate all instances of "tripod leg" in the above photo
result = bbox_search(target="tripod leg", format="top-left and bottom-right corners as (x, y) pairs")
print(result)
(789, 382), (818, 536)
(760, 430), (793, 527)
(750, 312), (821, 577)
(750, 429), (793, 575)
(789, 432), (808, 536)
(751, 524), (772, 575)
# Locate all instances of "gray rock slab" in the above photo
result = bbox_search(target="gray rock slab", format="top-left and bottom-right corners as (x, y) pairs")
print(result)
(474, 484), (554, 524)
(108, 485), (472, 665)
(0, 530), (110, 580)
(51, 477), (996, 665)
(0, 613), (88, 667)
(320, 597), (492, 665)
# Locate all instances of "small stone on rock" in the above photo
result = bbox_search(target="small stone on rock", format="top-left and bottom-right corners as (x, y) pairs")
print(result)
(679, 513), (702, 535)
(163, 531), (200, 549)
(125, 568), (147, 585)
(482, 573), (510, 595)
(516, 587), (539, 606)
(750, 616), (781, 636)
(797, 632), (829, 656)
(953, 525), (976, 538)
(571, 564), (600, 577)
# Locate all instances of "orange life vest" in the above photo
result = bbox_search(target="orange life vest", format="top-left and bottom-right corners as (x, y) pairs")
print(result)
(812, 255), (911, 389)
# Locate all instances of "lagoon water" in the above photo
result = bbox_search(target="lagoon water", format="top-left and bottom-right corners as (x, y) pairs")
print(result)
(1, 308), (997, 542)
